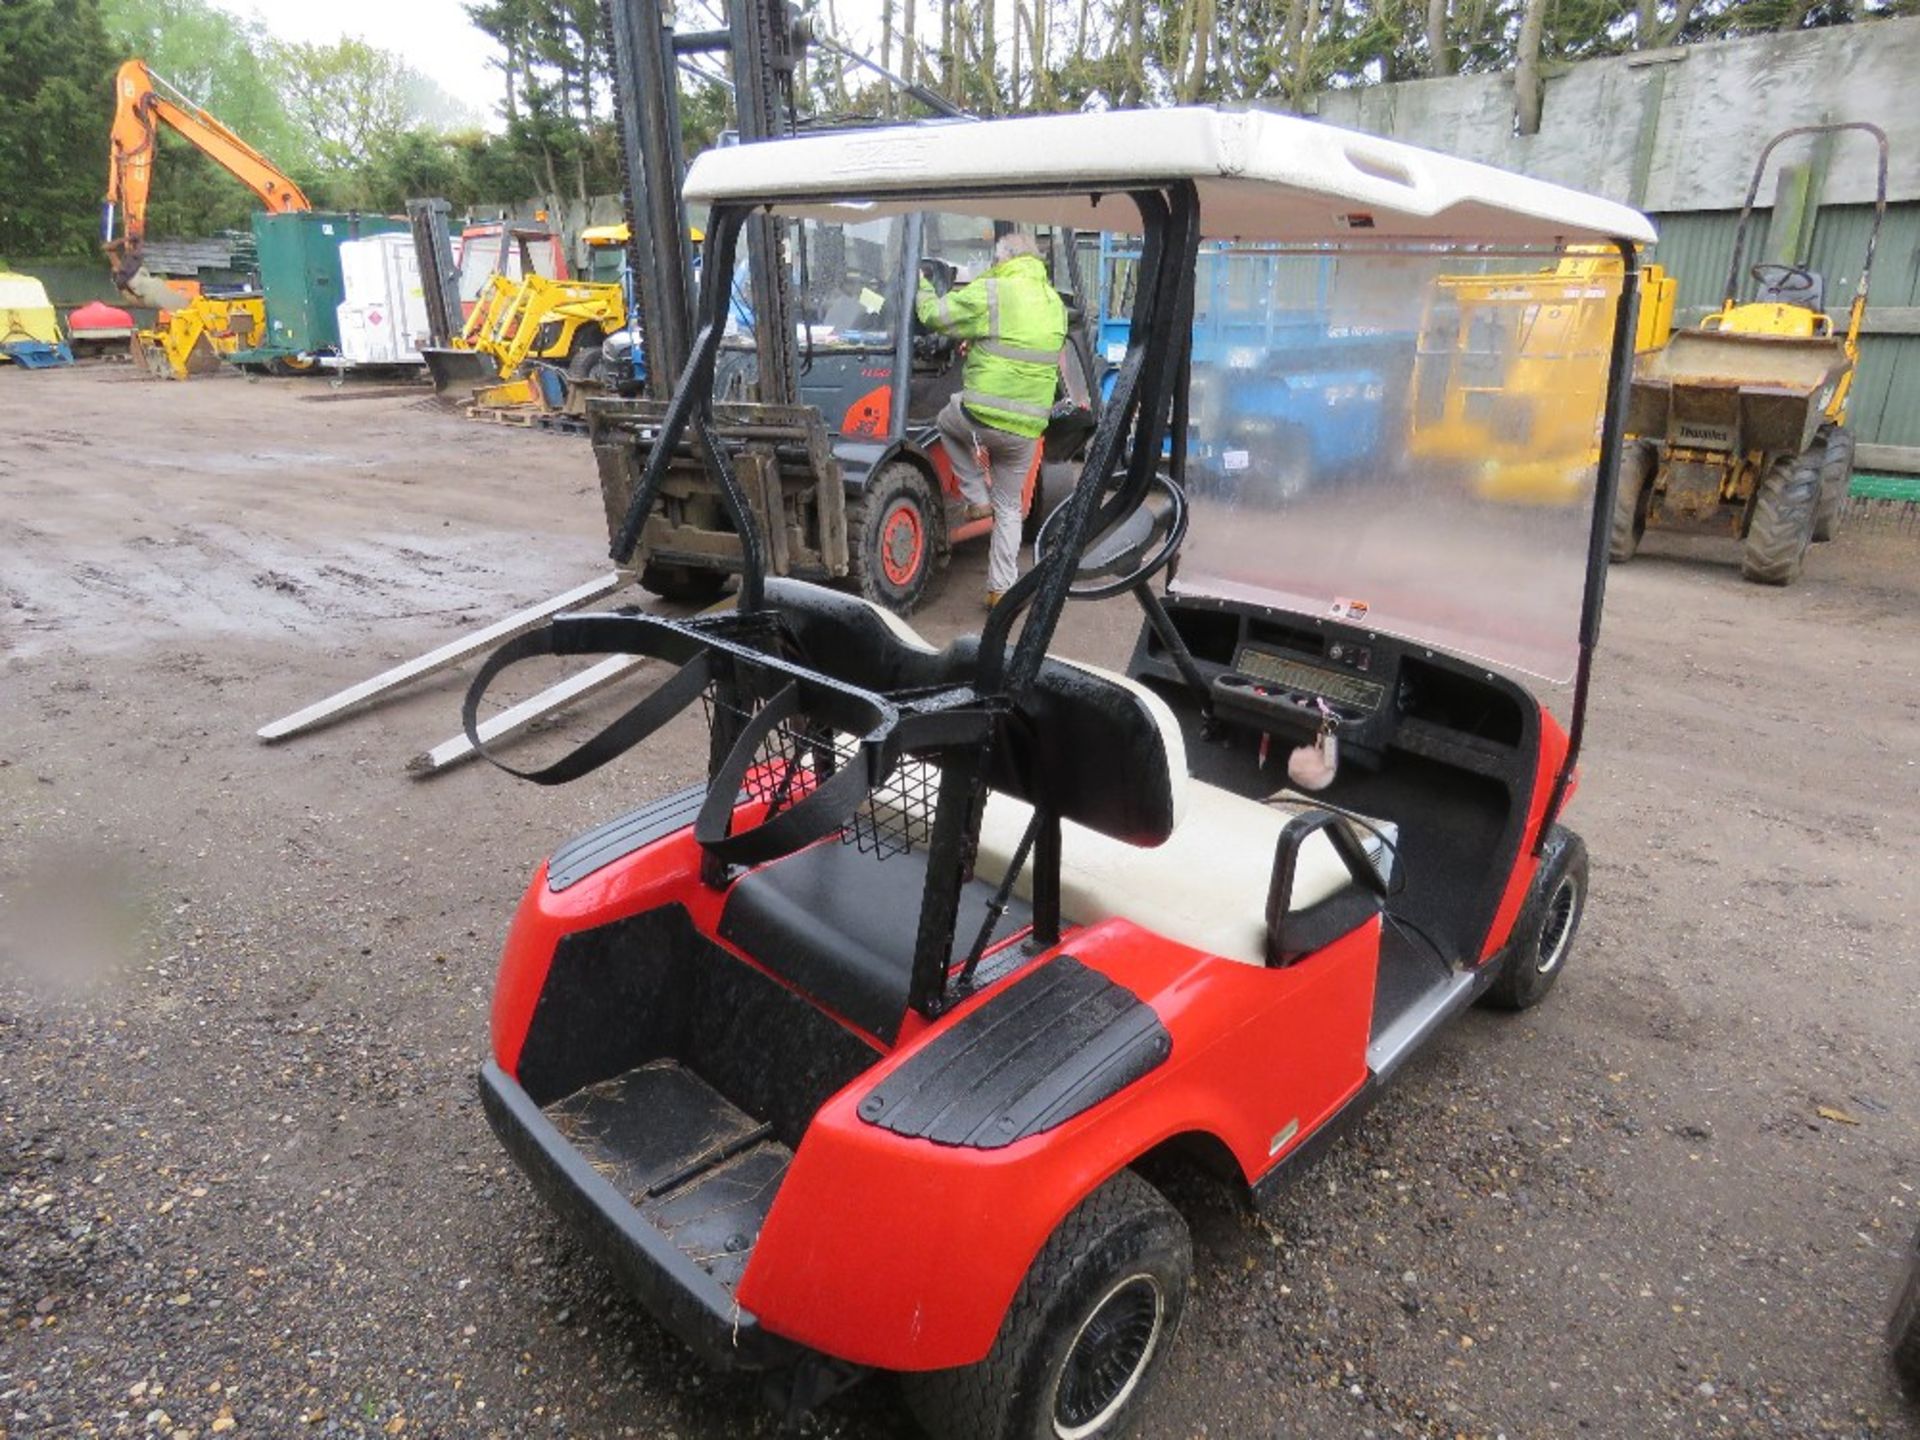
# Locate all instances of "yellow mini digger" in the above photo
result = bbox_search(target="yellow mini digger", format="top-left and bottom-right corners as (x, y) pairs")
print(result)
(1613, 122), (1887, 584)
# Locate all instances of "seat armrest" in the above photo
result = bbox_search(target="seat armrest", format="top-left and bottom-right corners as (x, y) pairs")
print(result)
(1265, 809), (1386, 967)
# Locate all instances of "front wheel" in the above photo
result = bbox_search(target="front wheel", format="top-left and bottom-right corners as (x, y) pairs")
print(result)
(638, 562), (729, 605)
(902, 1169), (1190, 1440)
(1481, 825), (1588, 1011)
(1741, 451), (1820, 585)
(1608, 441), (1658, 563)
(849, 462), (945, 614)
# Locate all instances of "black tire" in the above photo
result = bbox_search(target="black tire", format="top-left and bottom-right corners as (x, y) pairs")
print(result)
(849, 462), (945, 613)
(902, 1169), (1191, 1440)
(637, 562), (729, 605)
(567, 343), (603, 382)
(1741, 451), (1821, 586)
(1892, 1222), (1920, 1396)
(1607, 441), (1658, 564)
(1480, 824), (1588, 1012)
(1812, 424), (1854, 543)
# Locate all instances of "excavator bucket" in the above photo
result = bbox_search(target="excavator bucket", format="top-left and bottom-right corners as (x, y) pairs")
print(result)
(118, 264), (196, 312)
(423, 345), (498, 398)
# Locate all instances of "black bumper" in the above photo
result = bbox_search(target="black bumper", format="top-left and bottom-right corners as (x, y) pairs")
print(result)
(477, 1061), (799, 1372)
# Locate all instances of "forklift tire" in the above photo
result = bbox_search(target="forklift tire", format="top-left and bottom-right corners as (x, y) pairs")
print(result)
(850, 463), (945, 614)
(1607, 441), (1657, 564)
(1480, 825), (1588, 1012)
(1892, 1222), (1920, 1395)
(902, 1169), (1190, 1440)
(1812, 425), (1854, 543)
(638, 562), (729, 605)
(1740, 451), (1821, 586)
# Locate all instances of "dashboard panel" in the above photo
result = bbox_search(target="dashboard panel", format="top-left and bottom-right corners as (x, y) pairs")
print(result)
(1130, 593), (1530, 772)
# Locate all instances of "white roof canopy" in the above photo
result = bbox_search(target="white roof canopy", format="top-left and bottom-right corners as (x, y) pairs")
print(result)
(683, 107), (1657, 246)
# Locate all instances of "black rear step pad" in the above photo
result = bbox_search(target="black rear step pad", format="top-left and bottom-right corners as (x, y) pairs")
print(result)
(479, 1060), (799, 1371)
(857, 956), (1171, 1149)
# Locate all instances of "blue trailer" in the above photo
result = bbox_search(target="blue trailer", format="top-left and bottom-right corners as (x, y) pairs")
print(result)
(1095, 237), (1407, 497)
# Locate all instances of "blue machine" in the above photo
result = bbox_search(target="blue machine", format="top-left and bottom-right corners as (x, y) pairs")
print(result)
(1094, 236), (1403, 496)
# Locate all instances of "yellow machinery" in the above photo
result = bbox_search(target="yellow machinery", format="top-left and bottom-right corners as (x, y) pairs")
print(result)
(424, 229), (627, 406)
(1616, 122), (1887, 584)
(104, 59), (312, 379)
(129, 288), (266, 378)
(1407, 247), (1676, 504)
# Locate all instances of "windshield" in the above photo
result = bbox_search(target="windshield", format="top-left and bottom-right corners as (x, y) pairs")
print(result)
(1170, 242), (1624, 682)
(720, 214), (907, 355)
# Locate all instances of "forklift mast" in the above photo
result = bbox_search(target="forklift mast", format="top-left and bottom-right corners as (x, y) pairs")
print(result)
(606, 0), (805, 406)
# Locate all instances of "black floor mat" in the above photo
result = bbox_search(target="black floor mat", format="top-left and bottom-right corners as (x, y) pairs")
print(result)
(545, 1059), (791, 1293)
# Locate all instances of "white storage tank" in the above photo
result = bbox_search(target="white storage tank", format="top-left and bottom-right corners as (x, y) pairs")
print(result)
(335, 232), (430, 367)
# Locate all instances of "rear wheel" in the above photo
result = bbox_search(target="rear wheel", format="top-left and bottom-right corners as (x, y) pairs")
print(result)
(638, 562), (729, 605)
(1892, 1222), (1920, 1395)
(1607, 441), (1658, 563)
(850, 462), (944, 613)
(902, 1169), (1190, 1440)
(1741, 451), (1821, 586)
(1481, 825), (1588, 1012)
(1812, 424), (1854, 542)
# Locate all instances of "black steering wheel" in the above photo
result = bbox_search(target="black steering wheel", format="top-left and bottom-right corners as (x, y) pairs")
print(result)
(1033, 472), (1189, 601)
(1750, 262), (1817, 296)
(918, 257), (956, 296)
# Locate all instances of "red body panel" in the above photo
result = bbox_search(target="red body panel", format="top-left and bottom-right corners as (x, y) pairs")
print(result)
(488, 826), (1382, 1372)
(738, 916), (1378, 1369)
(1477, 705), (1571, 962)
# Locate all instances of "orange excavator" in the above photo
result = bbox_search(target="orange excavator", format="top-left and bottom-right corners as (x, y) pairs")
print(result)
(104, 58), (311, 376)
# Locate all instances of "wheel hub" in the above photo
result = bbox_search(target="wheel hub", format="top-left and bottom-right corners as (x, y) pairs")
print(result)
(1535, 872), (1579, 975)
(1052, 1274), (1164, 1438)
(880, 501), (924, 587)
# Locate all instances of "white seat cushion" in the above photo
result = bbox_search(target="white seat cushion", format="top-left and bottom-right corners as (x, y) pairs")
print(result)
(974, 783), (1391, 967)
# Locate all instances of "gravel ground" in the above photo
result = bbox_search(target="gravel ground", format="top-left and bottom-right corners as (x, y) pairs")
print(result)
(2, 365), (1917, 1439)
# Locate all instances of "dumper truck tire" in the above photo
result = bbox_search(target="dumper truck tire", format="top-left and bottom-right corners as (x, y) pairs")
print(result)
(1741, 451), (1820, 586)
(901, 1168), (1190, 1440)
(1608, 441), (1657, 564)
(849, 462), (945, 614)
(1812, 425), (1854, 543)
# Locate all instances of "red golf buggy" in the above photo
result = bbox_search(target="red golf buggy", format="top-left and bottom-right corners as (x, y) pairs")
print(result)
(469, 108), (1655, 1438)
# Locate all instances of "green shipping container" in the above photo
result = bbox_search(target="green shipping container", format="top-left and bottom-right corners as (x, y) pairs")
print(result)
(251, 211), (406, 355)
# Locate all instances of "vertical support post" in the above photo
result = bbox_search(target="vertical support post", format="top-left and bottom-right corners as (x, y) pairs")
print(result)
(406, 198), (462, 349)
(730, 0), (801, 407)
(607, 0), (694, 400)
(1541, 244), (1640, 842)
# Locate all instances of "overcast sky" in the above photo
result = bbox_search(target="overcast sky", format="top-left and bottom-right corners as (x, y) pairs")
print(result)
(205, 0), (508, 127)
(205, 0), (905, 132)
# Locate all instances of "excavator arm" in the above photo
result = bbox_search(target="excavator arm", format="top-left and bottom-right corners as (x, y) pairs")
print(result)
(104, 59), (310, 304)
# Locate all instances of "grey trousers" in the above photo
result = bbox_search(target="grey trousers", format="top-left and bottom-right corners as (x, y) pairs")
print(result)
(935, 394), (1037, 594)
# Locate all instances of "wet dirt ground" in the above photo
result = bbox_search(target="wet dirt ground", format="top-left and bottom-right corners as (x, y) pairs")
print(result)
(3, 364), (1917, 1439)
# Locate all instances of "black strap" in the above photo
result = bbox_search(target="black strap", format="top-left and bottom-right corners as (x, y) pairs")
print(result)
(461, 627), (712, 786)
(692, 681), (885, 866)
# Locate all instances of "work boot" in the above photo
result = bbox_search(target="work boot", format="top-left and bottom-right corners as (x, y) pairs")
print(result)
(985, 589), (1004, 609)
(963, 501), (994, 522)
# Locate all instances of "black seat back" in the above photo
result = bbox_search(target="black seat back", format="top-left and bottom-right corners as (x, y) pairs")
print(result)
(763, 579), (1181, 846)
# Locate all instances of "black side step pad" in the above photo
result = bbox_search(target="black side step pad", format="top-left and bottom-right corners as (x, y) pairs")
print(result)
(544, 1060), (790, 1292)
(856, 957), (1171, 1150)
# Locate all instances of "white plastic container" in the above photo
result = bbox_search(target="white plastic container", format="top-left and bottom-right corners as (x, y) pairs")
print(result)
(334, 232), (430, 366)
